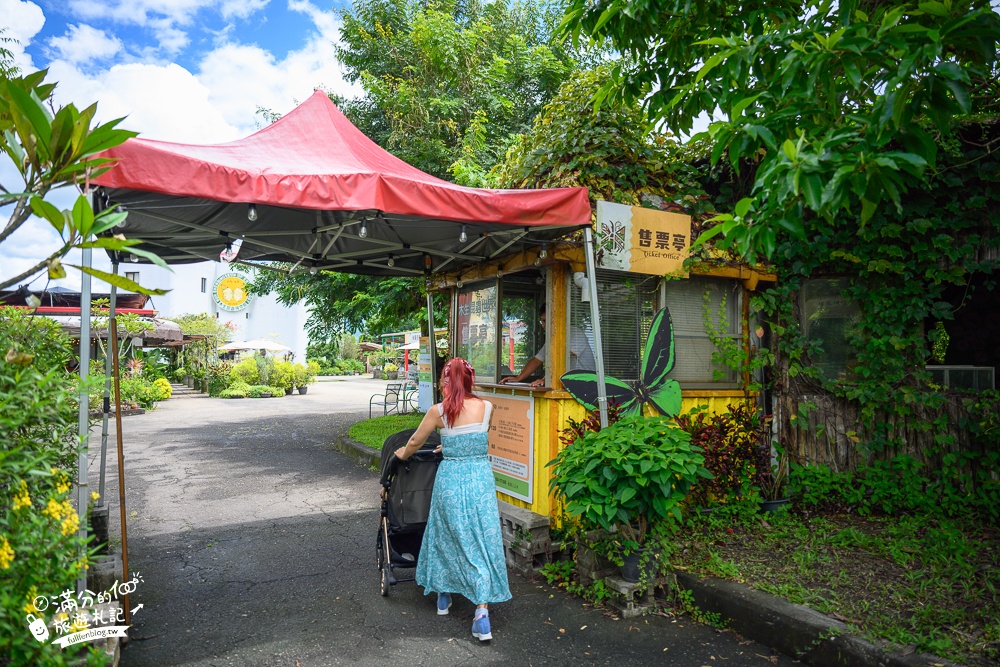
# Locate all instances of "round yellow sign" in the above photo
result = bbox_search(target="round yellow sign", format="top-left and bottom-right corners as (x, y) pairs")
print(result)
(213, 274), (252, 311)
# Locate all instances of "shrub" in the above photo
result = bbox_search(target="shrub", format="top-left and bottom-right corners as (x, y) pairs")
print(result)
(548, 414), (711, 545)
(206, 362), (233, 397)
(674, 403), (765, 507)
(271, 361), (295, 391)
(219, 388), (247, 398)
(152, 377), (172, 400)
(383, 362), (399, 373)
(172, 367), (187, 382)
(0, 307), (103, 666)
(230, 357), (259, 385)
(306, 360), (321, 382)
(292, 364), (308, 387)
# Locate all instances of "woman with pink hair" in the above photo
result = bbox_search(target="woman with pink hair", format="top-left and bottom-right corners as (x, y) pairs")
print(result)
(394, 357), (511, 642)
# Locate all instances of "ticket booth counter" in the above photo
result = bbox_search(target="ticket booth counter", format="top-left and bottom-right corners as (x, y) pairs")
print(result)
(431, 236), (775, 519)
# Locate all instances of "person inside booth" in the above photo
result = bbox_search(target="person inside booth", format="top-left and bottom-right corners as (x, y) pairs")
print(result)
(499, 303), (595, 387)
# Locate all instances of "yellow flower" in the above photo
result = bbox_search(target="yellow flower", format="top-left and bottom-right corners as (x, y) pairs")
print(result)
(12, 480), (31, 511)
(23, 588), (39, 614)
(0, 537), (14, 570)
(42, 498), (63, 519)
(61, 512), (80, 537)
(91, 492), (100, 502)
(56, 480), (71, 494)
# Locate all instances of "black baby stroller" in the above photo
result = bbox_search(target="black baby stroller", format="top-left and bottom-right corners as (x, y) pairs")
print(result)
(377, 428), (442, 596)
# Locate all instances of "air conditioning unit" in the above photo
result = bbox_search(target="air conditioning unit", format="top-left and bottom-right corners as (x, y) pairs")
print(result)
(926, 365), (995, 390)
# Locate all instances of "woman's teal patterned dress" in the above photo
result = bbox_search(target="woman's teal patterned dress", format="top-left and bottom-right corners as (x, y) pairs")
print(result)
(416, 401), (512, 604)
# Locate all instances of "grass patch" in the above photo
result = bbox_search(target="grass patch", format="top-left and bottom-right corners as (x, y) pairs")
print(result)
(349, 413), (424, 449)
(673, 504), (999, 665)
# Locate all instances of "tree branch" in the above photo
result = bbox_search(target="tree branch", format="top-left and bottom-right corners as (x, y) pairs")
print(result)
(0, 241), (72, 291)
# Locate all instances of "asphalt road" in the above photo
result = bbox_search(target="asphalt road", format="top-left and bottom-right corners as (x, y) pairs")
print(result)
(90, 376), (797, 667)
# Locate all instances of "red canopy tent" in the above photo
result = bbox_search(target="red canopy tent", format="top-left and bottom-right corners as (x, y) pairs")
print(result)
(92, 90), (591, 277)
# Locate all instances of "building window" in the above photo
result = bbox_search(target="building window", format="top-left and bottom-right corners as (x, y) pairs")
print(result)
(456, 282), (498, 380)
(799, 278), (860, 381)
(570, 271), (741, 387)
(125, 271), (140, 285)
(570, 269), (658, 382)
(662, 275), (742, 386)
(201, 277), (207, 293)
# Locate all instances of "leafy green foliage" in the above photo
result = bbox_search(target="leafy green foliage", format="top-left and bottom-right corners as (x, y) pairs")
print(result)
(789, 453), (1000, 521)
(0, 68), (169, 295)
(548, 414), (710, 544)
(561, 0), (1000, 264)
(675, 504), (999, 664)
(336, 0), (593, 181)
(0, 308), (104, 666)
(490, 66), (709, 208)
(674, 403), (766, 506)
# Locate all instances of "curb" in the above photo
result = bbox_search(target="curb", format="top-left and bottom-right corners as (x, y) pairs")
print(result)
(675, 572), (964, 667)
(336, 435), (380, 469)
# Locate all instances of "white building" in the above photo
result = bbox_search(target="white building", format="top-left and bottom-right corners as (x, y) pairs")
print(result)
(125, 261), (309, 362)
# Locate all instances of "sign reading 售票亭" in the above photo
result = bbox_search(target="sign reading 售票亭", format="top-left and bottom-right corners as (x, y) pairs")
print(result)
(596, 201), (691, 276)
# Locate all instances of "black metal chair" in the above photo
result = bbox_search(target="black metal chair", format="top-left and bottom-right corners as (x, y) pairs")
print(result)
(370, 383), (403, 418)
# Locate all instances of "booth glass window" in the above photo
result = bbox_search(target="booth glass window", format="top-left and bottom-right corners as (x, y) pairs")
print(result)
(456, 282), (498, 380)
(500, 287), (543, 380)
(799, 278), (860, 381)
(570, 269), (658, 381)
(662, 276), (742, 386)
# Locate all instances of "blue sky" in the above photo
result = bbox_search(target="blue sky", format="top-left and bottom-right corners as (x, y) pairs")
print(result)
(1, 0), (360, 291)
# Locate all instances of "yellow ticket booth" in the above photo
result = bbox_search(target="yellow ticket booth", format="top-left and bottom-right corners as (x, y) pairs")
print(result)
(428, 202), (775, 520)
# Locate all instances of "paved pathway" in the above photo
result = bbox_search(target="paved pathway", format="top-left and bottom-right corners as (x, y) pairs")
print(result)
(90, 376), (796, 666)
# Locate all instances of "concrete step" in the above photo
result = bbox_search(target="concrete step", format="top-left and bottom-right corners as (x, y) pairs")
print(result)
(169, 383), (206, 398)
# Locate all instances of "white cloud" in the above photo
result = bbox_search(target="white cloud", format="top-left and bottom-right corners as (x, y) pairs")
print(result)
(1, 0), (361, 281)
(49, 24), (123, 64)
(221, 0), (268, 21)
(0, 0), (44, 71)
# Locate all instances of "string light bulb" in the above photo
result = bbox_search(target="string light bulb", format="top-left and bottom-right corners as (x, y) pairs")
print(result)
(539, 243), (548, 260)
(247, 204), (258, 221)
(387, 254), (395, 267)
(359, 220), (368, 238)
(459, 224), (467, 243)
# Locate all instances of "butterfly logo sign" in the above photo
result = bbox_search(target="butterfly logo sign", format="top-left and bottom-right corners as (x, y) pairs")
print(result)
(560, 307), (681, 418)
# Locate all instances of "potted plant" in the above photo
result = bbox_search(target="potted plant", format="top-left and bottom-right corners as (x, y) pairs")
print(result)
(292, 363), (309, 393)
(548, 414), (711, 583)
(757, 443), (790, 513)
(383, 362), (399, 380)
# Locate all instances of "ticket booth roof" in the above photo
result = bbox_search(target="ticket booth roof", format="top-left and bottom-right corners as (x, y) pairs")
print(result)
(92, 90), (591, 276)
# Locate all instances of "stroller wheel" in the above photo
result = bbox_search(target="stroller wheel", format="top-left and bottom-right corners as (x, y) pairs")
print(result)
(380, 563), (391, 597)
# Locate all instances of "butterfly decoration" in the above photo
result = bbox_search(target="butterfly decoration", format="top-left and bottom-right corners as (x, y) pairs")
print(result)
(560, 307), (681, 418)
(602, 219), (627, 254)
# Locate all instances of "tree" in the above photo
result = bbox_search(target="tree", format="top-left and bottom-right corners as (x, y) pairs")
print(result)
(0, 67), (169, 295)
(248, 268), (447, 340)
(561, 0), (1000, 262)
(336, 0), (594, 181)
(491, 66), (708, 207)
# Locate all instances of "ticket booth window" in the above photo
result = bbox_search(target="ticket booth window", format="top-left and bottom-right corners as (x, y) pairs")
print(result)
(455, 283), (498, 380)
(570, 271), (741, 387)
(570, 270), (658, 381)
(663, 276), (742, 386)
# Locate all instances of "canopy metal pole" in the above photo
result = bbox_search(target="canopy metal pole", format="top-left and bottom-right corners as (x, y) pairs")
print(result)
(583, 227), (608, 428)
(110, 317), (132, 626)
(75, 248), (93, 593)
(426, 287), (437, 403)
(98, 261), (118, 506)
